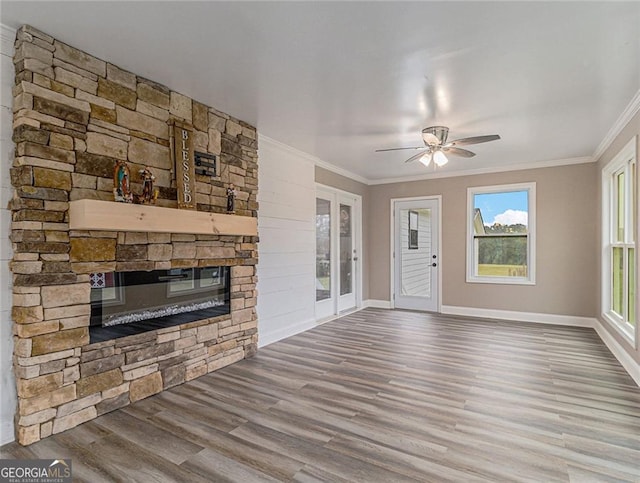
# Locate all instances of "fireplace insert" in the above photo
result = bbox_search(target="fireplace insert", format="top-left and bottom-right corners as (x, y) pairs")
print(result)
(89, 266), (230, 342)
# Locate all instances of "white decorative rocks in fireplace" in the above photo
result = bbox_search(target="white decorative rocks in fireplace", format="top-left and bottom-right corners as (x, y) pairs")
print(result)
(9, 25), (259, 445)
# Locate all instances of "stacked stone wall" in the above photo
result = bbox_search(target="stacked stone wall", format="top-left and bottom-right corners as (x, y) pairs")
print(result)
(9, 25), (258, 445)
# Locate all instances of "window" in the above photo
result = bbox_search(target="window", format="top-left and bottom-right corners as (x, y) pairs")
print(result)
(467, 183), (536, 284)
(408, 210), (419, 249)
(602, 137), (636, 342)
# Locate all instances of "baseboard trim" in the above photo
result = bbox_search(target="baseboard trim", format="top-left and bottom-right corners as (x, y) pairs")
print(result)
(0, 420), (14, 446)
(441, 305), (596, 327)
(441, 305), (639, 388)
(363, 299), (392, 309)
(593, 321), (640, 387)
(258, 317), (316, 348)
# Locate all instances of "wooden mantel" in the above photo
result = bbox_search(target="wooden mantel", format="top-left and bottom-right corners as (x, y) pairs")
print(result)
(69, 199), (258, 236)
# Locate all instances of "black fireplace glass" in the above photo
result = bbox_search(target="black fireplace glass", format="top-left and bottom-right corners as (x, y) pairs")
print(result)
(89, 266), (230, 343)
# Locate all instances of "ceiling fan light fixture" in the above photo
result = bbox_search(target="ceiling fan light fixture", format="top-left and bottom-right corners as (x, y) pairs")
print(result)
(433, 150), (448, 167)
(419, 152), (432, 167)
(376, 125), (500, 166)
(423, 133), (440, 146)
(422, 126), (449, 144)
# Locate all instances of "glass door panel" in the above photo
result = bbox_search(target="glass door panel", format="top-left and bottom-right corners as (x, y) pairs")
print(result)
(316, 198), (332, 302)
(338, 199), (356, 312)
(340, 204), (352, 296)
(400, 208), (432, 298)
(316, 188), (360, 319)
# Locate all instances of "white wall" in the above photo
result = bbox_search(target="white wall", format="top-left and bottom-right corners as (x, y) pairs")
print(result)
(0, 24), (16, 445)
(256, 136), (316, 346)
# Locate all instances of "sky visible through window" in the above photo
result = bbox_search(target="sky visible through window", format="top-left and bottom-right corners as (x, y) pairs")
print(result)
(475, 190), (528, 227)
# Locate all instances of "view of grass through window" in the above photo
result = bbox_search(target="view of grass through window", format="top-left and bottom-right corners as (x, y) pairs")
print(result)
(474, 190), (528, 277)
(603, 140), (636, 334)
(610, 162), (636, 327)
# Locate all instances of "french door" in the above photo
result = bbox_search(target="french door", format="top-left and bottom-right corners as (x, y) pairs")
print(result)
(316, 187), (360, 320)
(392, 198), (440, 312)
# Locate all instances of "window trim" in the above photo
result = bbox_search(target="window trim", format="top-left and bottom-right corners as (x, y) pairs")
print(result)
(466, 182), (536, 285)
(601, 136), (637, 346)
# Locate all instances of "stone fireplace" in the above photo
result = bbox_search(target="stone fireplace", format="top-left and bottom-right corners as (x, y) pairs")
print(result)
(9, 25), (258, 445)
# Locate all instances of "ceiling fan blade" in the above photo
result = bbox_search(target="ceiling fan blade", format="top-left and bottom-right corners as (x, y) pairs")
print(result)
(404, 150), (429, 163)
(444, 134), (500, 147)
(375, 146), (424, 153)
(442, 146), (476, 158)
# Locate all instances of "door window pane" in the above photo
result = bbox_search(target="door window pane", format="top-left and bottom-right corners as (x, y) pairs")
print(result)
(400, 208), (432, 297)
(339, 204), (352, 296)
(408, 211), (419, 249)
(316, 198), (331, 301)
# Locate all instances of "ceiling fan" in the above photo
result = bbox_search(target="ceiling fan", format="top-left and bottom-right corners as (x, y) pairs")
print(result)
(376, 126), (500, 167)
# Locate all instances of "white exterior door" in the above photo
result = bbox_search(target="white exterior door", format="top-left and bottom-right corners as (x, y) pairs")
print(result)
(337, 196), (357, 312)
(315, 187), (361, 319)
(393, 198), (440, 312)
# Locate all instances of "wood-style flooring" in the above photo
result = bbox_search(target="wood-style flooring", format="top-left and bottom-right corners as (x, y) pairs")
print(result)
(2, 308), (640, 482)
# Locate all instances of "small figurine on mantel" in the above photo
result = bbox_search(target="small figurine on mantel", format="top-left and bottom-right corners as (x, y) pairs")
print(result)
(113, 160), (133, 203)
(136, 166), (157, 205)
(227, 183), (237, 213)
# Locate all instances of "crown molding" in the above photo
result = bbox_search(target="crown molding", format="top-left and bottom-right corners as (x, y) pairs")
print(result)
(592, 88), (640, 163)
(258, 134), (369, 184)
(313, 157), (369, 185)
(259, 135), (600, 187)
(0, 24), (16, 42)
(366, 156), (593, 186)
(258, 135), (590, 187)
(258, 134), (315, 168)
(1, 24), (17, 56)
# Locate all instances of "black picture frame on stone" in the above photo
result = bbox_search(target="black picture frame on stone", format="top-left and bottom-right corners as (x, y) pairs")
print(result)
(408, 210), (418, 249)
(194, 151), (217, 177)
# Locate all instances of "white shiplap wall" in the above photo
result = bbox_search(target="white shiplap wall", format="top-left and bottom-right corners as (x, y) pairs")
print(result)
(256, 136), (316, 346)
(0, 24), (16, 445)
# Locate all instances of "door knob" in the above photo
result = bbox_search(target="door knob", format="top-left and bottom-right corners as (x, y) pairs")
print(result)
(432, 263), (437, 267)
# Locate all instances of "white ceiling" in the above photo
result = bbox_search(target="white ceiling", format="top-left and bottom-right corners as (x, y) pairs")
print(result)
(2, 2), (639, 183)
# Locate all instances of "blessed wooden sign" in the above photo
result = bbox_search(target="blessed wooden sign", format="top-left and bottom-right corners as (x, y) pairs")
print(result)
(173, 122), (196, 210)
